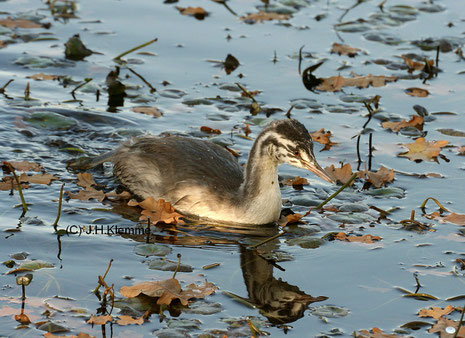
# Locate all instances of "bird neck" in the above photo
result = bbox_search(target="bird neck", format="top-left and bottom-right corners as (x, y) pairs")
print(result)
(239, 132), (282, 223)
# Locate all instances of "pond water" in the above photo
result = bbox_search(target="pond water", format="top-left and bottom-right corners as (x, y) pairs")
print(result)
(1, 0), (465, 337)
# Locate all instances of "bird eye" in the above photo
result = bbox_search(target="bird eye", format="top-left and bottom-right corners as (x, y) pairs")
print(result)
(294, 151), (300, 158)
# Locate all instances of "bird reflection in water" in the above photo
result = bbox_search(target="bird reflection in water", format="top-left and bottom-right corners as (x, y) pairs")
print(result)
(240, 241), (328, 325)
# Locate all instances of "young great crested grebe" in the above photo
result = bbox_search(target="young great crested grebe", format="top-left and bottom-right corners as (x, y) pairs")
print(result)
(103, 119), (333, 225)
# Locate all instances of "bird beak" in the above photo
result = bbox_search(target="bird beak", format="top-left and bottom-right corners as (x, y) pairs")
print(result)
(301, 159), (334, 183)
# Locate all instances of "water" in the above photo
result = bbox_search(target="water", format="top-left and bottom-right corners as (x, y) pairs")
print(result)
(1, 0), (465, 336)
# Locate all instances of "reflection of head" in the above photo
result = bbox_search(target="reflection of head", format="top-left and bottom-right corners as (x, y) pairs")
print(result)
(240, 245), (327, 324)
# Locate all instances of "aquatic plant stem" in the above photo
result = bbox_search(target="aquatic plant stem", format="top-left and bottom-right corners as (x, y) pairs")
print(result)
(52, 183), (65, 229)
(248, 231), (286, 249)
(93, 259), (114, 294)
(114, 38), (158, 61)
(314, 172), (357, 210)
(3, 162), (28, 215)
(453, 303), (465, 338)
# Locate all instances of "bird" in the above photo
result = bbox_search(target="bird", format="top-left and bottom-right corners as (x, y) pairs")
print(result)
(85, 119), (333, 225)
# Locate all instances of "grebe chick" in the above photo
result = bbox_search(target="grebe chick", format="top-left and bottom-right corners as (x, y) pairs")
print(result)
(111, 119), (333, 225)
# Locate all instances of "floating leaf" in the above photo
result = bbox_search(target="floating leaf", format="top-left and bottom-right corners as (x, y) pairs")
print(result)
(330, 42), (362, 57)
(241, 11), (291, 23)
(6, 260), (54, 274)
(5, 161), (42, 172)
(116, 315), (144, 326)
(316, 74), (397, 92)
(148, 258), (193, 272)
(405, 87), (429, 97)
(76, 173), (96, 189)
(133, 243), (171, 257)
(176, 6), (208, 20)
(24, 112), (77, 130)
(357, 327), (399, 337)
(86, 314), (113, 325)
(382, 115), (424, 132)
(359, 166), (395, 188)
(429, 317), (465, 337)
(120, 278), (216, 306)
(427, 212), (465, 226)
(325, 163), (354, 184)
(65, 187), (105, 202)
(401, 55), (434, 72)
(437, 128), (465, 137)
(0, 17), (42, 29)
(310, 128), (338, 151)
(128, 197), (184, 225)
(418, 305), (455, 320)
(334, 232), (382, 243)
(282, 176), (309, 188)
(27, 73), (60, 81)
(200, 126), (221, 134)
(132, 106), (163, 118)
(398, 137), (448, 162)
(19, 173), (57, 185)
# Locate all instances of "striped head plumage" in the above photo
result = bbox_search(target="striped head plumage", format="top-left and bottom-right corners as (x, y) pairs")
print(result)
(254, 119), (334, 183)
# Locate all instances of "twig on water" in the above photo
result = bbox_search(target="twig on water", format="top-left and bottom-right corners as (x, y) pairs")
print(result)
(114, 37), (158, 61)
(128, 67), (157, 93)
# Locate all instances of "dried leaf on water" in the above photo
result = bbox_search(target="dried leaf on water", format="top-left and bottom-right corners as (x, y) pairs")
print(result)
(325, 163), (354, 184)
(240, 11), (291, 23)
(76, 173), (96, 189)
(44, 333), (95, 338)
(200, 126), (221, 134)
(310, 128), (338, 151)
(282, 176), (309, 188)
(334, 232), (382, 243)
(4, 161), (42, 172)
(427, 212), (465, 226)
(330, 42), (362, 57)
(132, 106), (163, 118)
(27, 73), (60, 81)
(405, 87), (429, 97)
(176, 6), (209, 20)
(398, 137), (448, 162)
(127, 197), (184, 224)
(418, 305), (455, 319)
(357, 327), (401, 337)
(86, 314), (113, 325)
(360, 166), (395, 188)
(116, 315), (144, 326)
(18, 173), (57, 185)
(401, 55), (434, 72)
(381, 115), (424, 132)
(120, 278), (217, 306)
(429, 317), (465, 337)
(280, 213), (304, 226)
(0, 17), (42, 29)
(0, 177), (30, 191)
(316, 74), (397, 92)
(65, 186), (106, 202)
